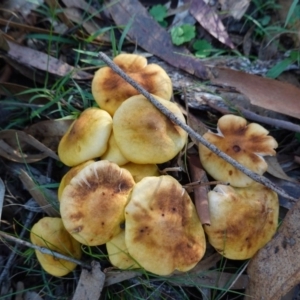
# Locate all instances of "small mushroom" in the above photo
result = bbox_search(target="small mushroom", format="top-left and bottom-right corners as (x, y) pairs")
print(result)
(58, 108), (112, 167)
(106, 230), (139, 270)
(204, 183), (279, 260)
(91, 53), (172, 116)
(122, 162), (160, 183)
(199, 115), (278, 187)
(60, 160), (135, 246)
(125, 175), (206, 276)
(30, 217), (82, 277)
(113, 94), (188, 164)
(58, 160), (95, 201)
(101, 132), (129, 166)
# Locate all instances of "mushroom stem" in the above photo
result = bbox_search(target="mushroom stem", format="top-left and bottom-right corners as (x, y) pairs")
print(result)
(0, 231), (91, 270)
(99, 52), (297, 202)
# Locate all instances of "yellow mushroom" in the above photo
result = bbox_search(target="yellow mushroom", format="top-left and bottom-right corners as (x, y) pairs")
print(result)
(113, 94), (188, 164)
(30, 217), (82, 277)
(199, 115), (278, 187)
(60, 160), (135, 246)
(58, 108), (112, 167)
(125, 175), (206, 276)
(92, 53), (172, 116)
(205, 183), (279, 260)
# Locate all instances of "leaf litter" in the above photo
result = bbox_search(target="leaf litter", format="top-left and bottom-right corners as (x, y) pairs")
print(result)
(0, 0), (300, 299)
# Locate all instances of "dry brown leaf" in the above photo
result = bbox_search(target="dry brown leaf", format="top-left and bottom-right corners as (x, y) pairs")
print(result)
(266, 156), (298, 183)
(170, 270), (248, 289)
(72, 261), (105, 300)
(211, 67), (300, 119)
(188, 253), (221, 274)
(189, 0), (234, 48)
(187, 153), (210, 225)
(104, 270), (140, 286)
(0, 178), (4, 222)
(63, 7), (110, 42)
(0, 130), (58, 163)
(106, 0), (208, 79)
(25, 119), (73, 151)
(18, 169), (59, 217)
(0, 82), (49, 104)
(219, 0), (250, 20)
(45, 0), (74, 28)
(1, 39), (92, 81)
(246, 195), (300, 299)
(62, 0), (104, 18)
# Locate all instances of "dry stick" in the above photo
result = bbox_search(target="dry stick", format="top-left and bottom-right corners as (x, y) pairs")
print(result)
(0, 231), (92, 270)
(99, 52), (298, 202)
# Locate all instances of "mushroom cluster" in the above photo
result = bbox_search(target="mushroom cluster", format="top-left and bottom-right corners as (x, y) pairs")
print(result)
(199, 115), (279, 260)
(30, 53), (280, 278)
(30, 53), (206, 277)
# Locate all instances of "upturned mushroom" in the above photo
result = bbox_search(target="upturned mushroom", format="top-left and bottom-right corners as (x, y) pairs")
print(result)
(204, 183), (279, 260)
(92, 53), (172, 116)
(199, 115), (278, 187)
(125, 175), (206, 276)
(58, 108), (112, 167)
(60, 160), (135, 246)
(30, 217), (82, 277)
(113, 94), (188, 164)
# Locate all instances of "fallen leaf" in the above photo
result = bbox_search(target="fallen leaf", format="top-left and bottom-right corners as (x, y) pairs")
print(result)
(0, 130), (59, 163)
(72, 261), (105, 300)
(0, 82), (49, 103)
(211, 67), (300, 119)
(170, 270), (248, 289)
(25, 119), (73, 151)
(19, 169), (59, 217)
(266, 156), (298, 183)
(219, 0), (250, 20)
(245, 195), (300, 299)
(104, 270), (140, 286)
(105, 0), (208, 79)
(189, 0), (234, 49)
(187, 153), (210, 225)
(62, 0), (104, 18)
(63, 7), (111, 43)
(0, 178), (4, 222)
(1, 39), (92, 81)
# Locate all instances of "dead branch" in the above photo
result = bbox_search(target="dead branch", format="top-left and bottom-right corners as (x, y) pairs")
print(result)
(99, 52), (298, 202)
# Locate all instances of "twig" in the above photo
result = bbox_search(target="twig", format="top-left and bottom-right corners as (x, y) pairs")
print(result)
(237, 106), (300, 133)
(203, 97), (300, 133)
(0, 231), (91, 270)
(99, 52), (298, 202)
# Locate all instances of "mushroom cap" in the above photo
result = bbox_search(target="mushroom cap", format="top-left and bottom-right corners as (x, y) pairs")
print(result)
(199, 115), (278, 187)
(205, 183), (278, 260)
(60, 160), (135, 246)
(30, 217), (82, 277)
(122, 162), (160, 183)
(125, 175), (206, 276)
(101, 132), (129, 166)
(58, 160), (95, 201)
(91, 53), (172, 116)
(113, 94), (188, 164)
(58, 108), (112, 167)
(106, 230), (140, 270)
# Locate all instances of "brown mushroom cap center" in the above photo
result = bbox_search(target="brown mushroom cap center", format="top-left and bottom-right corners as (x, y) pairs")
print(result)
(232, 145), (241, 152)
